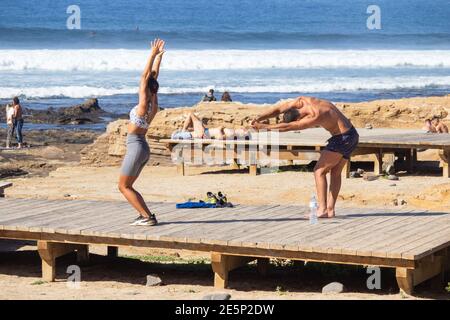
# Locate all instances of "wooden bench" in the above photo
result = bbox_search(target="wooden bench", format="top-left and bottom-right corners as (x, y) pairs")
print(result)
(0, 182), (13, 197)
(161, 130), (450, 178)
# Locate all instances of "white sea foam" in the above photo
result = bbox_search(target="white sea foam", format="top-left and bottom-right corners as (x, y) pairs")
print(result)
(0, 49), (449, 72)
(1, 76), (449, 99)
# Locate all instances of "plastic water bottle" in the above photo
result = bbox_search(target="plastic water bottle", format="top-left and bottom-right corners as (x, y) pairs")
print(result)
(309, 194), (318, 225)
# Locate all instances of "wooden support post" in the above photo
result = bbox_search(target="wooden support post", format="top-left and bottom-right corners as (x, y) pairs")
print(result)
(211, 253), (255, 289)
(177, 161), (185, 176)
(373, 151), (383, 175)
(257, 258), (270, 276)
(396, 268), (414, 295)
(342, 158), (351, 179)
(107, 246), (118, 258)
(396, 254), (444, 295)
(249, 164), (259, 176)
(76, 245), (89, 264)
(37, 241), (84, 282)
(405, 148), (416, 173)
(439, 149), (449, 178)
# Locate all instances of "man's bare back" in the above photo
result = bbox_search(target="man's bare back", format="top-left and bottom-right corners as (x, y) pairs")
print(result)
(289, 96), (352, 136)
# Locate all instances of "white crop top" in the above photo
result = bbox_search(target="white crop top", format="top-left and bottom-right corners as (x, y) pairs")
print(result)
(129, 105), (149, 129)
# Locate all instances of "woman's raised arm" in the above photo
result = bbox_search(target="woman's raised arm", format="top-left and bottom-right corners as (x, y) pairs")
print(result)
(138, 39), (164, 110)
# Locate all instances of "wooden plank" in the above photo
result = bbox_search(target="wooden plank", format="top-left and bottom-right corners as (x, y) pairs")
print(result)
(156, 204), (266, 244)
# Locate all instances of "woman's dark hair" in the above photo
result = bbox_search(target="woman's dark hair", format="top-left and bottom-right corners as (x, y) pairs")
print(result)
(283, 108), (300, 123)
(148, 73), (159, 94)
(221, 91), (232, 102)
(13, 96), (20, 105)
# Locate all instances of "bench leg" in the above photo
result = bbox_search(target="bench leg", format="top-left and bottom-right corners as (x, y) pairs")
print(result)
(76, 245), (89, 264)
(396, 253), (444, 295)
(249, 164), (259, 176)
(107, 246), (118, 258)
(37, 241), (84, 282)
(374, 151), (383, 175)
(177, 161), (185, 176)
(257, 258), (270, 276)
(439, 150), (449, 178)
(211, 253), (254, 289)
(396, 268), (414, 295)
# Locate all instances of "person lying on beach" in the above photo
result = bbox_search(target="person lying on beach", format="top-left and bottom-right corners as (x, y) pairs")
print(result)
(251, 96), (359, 219)
(171, 112), (249, 140)
(431, 116), (448, 133)
(118, 38), (165, 227)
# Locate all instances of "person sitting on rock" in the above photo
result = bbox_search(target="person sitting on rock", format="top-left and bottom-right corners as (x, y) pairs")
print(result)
(171, 112), (249, 140)
(202, 89), (216, 102)
(221, 91), (232, 102)
(431, 116), (449, 133)
(422, 119), (437, 133)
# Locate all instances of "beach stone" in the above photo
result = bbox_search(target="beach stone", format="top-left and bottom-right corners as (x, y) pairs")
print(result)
(322, 282), (344, 294)
(146, 274), (162, 286)
(393, 199), (399, 206)
(389, 183), (397, 187)
(202, 293), (231, 300)
(388, 174), (399, 181)
(356, 168), (365, 174)
(365, 124), (373, 129)
(363, 173), (378, 181)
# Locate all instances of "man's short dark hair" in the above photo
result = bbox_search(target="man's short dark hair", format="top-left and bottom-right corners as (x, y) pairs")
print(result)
(283, 108), (300, 123)
(13, 96), (20, 105)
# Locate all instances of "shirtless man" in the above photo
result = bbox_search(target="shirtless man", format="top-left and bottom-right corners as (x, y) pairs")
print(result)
(431, 117), (449, 133)
(251, 96), (359, 218)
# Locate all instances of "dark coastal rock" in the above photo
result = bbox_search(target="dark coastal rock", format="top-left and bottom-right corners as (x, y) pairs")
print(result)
(0, 99), (120, 125)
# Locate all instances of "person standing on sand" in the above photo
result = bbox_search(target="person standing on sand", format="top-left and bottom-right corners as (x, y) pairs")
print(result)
(118, 38), (165, 226)
(251, 96), (359, 219)
(12, 97), (24, 149)
(5, 104), (15, 149)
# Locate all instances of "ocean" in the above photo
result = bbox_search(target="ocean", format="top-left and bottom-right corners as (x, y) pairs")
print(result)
(0, 0), (449, 130)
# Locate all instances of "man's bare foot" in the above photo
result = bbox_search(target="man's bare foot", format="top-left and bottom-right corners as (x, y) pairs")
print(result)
(317, 208), (328, 218)
(327, 208), (336, 218)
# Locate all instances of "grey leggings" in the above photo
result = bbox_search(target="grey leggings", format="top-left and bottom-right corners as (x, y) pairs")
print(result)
(120, 134), (150, 177)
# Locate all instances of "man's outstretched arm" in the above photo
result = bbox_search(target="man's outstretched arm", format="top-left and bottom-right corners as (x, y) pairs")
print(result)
(252, 98), (301, 124)
(252, 115), (319, 132)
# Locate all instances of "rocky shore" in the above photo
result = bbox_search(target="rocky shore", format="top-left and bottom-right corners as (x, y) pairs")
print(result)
(0, 98), (123, 125)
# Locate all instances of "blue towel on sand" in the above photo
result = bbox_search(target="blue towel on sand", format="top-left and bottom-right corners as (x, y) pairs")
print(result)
(176, 201), (217, 209)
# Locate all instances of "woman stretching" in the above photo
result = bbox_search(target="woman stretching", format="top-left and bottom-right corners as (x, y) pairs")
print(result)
(118, 39), (165, 226)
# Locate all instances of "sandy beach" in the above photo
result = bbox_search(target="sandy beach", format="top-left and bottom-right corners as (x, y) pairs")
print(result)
(1, 96), (449, 300)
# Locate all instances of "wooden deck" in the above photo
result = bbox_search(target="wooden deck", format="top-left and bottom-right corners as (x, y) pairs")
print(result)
(161, 129), (450, 178)
(1, 198), (449, 294)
